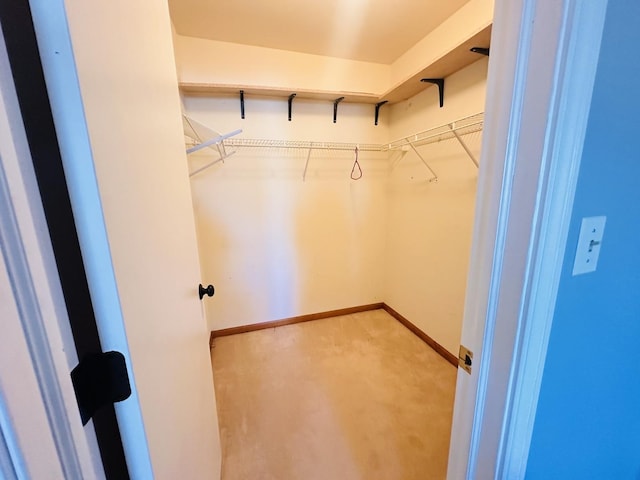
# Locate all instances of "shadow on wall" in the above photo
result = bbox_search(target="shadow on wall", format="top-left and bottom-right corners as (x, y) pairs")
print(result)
(189, 148), (302, 329)
(189, 147), (388, 330)
(383, 133), (481, 355)
(294, 150), (388, 316)
(189, 157), (259, 331)
(294, 156), (352, 315)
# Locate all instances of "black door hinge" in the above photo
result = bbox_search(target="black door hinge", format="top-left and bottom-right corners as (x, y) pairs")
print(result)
(71, 351), (131, 425)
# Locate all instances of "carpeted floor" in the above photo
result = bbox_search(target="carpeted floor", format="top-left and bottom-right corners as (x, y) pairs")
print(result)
(210, 308), (457, 480)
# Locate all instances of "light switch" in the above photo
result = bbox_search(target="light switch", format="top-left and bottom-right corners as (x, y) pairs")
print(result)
(572, 216), (606, 275)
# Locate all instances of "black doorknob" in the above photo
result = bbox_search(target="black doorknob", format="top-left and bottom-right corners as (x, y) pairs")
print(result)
(199, 284), (215, 300)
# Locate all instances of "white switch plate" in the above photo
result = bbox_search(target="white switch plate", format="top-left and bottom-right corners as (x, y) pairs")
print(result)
(572, 216), (606, 275)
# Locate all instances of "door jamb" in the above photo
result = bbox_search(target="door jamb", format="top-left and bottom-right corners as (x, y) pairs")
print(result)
(448, 0), (609, 478)
(497, 1), (608, 476)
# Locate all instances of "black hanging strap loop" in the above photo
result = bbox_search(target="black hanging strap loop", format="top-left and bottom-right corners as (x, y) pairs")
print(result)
(350, 147), (362, 180)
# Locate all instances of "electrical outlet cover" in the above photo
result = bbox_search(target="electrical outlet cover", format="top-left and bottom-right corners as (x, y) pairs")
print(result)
(572, 216), (606, 275)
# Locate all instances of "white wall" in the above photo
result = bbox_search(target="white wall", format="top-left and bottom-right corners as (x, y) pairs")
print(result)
(183, 96), (389, 330)
(184, 58), (487, 346)
(175, 35), (390, 95)
(59, 0), (222, 477)
(385, 58), (489, 356)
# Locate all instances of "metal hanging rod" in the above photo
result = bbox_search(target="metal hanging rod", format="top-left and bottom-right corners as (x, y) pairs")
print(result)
(221, 112), (483, 165)
(385, 112), (484, 175)
(386, 121), (482, 151)
(184, 112), (483, 180)
(183, 114), (243, 176)
(224, 138), (383, 152)
(385, 112), (483, 150)
(186, 128), (243, 155)
(186, 113), (482, 156)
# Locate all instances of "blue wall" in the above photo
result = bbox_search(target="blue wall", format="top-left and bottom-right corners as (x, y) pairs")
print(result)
(526, 1), (640, 478)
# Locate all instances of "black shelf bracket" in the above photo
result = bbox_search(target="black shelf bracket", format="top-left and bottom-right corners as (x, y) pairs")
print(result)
(288, 93), (296, 121)
(239, 90), (245, 119)
(374, 101), (388, 126)
(333, 97), (345, 123)
(420, 78), (445, 108)
(470, 47), (490, 56)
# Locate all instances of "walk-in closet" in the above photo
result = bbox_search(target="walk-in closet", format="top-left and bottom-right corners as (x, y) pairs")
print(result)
(1, 0), (493, 476)
(183, 67), (487, 356)
(171, 1), (492, 478)
(12, 0), (629, 477)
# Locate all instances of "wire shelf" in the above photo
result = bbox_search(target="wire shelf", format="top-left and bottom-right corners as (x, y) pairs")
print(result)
(384, 112), (484, 151)
(224, 138), (383, 152)
(184, 112), (484, 178)
(185, 112), (483, 154)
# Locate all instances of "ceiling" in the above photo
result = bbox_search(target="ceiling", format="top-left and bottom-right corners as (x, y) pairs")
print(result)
(168, 0), (471, 65)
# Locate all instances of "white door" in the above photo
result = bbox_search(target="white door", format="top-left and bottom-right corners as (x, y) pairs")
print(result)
(29, 0), (223, 478)
(447, 0), (608, 478)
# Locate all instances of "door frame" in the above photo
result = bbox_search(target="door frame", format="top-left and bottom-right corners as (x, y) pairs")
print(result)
(448, 0), (608, 478)
(0, 27), (103, 478)
(3, 0), (610, 478)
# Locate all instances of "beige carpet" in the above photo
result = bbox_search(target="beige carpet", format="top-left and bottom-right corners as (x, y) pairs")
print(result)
(210, 309), (457, 480)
